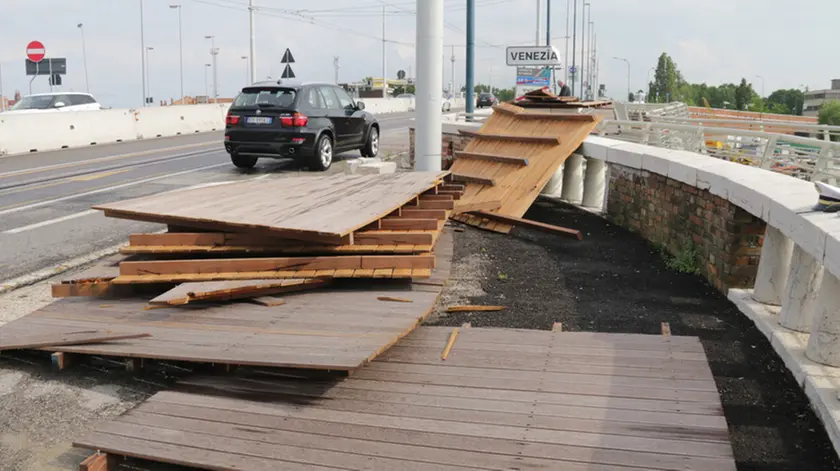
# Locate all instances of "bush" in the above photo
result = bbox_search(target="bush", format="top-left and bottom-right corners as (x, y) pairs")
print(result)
(660, 242), (701, 275)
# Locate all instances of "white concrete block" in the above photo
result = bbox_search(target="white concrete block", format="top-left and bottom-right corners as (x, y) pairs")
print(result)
(640, 149), (671, 176)
(825, 230), (840, 281)
(753, 226), (794, 306)
(804, 375), (840, 455)
(605, 144), (643, 168)
(806, 271), (840, 367)
(780, 245), (824, 332)
(355, 161), (397, 175)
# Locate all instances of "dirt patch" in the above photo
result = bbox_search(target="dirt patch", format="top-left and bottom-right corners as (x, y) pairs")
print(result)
(430, 199), (840, 471)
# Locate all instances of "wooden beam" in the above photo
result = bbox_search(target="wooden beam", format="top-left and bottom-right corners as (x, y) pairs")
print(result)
(52, 282), (113, 298)
(437, 190), (463, 200)
(413, 199), (455, 210)
(79, 452), (113, 471)
(440, 183), (465, 192)
(469, 211), (583, 240)
(441, 327), (460, 360)
(453, 199), (502, 213)
(250, 296), (287, 307)
(397, 209), (449, 220)
(445, 305), (505, 313)
(148, 279), (327, 305)
(418, 194), (454, 201)
(120, 254), (435, 276)
(51, 352), (76, 371)
(455, 151), (529, 166)
(451, 173), (497, 187)
(1, 331), (151, 352)
(134, 231), (437, 248)
(457, 129), (560, 145)
(353, 231), (436, 245)
(379, 218), (440, 231)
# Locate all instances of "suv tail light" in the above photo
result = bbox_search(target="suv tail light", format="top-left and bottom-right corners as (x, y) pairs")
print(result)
(281, 112), (309, 128)
(226, 114), (240, 125)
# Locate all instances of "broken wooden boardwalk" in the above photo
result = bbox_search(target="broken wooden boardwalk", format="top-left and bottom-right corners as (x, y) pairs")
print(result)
(74, 327), (737, 471)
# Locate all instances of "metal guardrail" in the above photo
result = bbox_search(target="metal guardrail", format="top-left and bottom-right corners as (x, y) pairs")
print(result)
(648, 116), (840, 141)
(596, 119), (839, 184)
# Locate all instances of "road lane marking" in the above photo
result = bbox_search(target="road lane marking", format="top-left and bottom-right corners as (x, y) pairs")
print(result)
(0, 140), (220, 179)
(70, 169), (130, 182)
(0, 161), (228, 216)
(0, 149), (221, 197)
(3, 210), (99, 234)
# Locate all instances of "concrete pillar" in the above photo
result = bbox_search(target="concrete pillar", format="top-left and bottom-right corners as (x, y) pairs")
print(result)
(581, 158), (607, 209)
(752, 226), (793, 306)
(560, 154), (584, 204)
(414, 0), (444, 172)
(541, 164), (564, 197)
(780, 245), (824, 332)
(805, 272), (840, 367)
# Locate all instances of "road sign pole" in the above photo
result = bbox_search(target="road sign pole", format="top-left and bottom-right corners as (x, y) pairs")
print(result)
(48, 59), (53, 92)
(381, 6), (387, 98)
(415, 0), (443, 172)
(249, 0), (256, 84)
(465, 0), (475, 121)
(0, 63), (4, 112)
(140, 0), (147, 107)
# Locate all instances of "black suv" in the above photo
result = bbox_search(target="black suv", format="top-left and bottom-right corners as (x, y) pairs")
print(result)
(224, 80), (379, 170)
(477, 93), (497, 108)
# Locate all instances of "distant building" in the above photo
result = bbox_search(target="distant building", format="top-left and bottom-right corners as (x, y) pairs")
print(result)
(803, 79), (840, 117)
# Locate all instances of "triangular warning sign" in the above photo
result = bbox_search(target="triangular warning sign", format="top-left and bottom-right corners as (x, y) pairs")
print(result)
(281, 48), (295, 64)
(281, 64), (295, 79)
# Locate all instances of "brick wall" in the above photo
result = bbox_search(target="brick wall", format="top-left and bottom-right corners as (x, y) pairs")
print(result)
(408, 128), (473, 170)
(606, 164), (766, 293)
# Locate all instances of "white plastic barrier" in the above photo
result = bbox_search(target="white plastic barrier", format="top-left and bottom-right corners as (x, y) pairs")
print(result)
(0, 104), (230, 156)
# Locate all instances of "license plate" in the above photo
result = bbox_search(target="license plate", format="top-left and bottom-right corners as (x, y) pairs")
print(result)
(246, 116), (272, 124)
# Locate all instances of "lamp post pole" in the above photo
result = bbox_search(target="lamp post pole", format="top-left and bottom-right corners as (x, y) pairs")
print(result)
(614, 57), (630, 102)
(169, 5), (184, 102)
(77, 23), (90, 93)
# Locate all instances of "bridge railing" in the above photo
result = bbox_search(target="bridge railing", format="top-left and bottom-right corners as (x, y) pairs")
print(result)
(613, 102), (690, 121)
(596, 119), (840, 184)
(648, 116), (840, 141)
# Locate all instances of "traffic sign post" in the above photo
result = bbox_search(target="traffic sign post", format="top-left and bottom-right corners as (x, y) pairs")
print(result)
(280, 48), (295, 80)
(26, 41), (45, 63)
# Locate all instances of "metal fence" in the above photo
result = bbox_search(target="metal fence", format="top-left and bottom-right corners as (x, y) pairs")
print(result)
(596, 119), (839, 184)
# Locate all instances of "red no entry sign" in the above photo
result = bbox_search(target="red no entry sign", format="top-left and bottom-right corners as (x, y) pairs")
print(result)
(26, 41), (46, 63)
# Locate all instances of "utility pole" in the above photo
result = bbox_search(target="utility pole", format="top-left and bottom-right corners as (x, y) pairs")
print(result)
(249, 0), (256, 84)
(206, 36), (218, 103)
(571, 0), (577, 96)
(140, 0), (147, 107)
(382, 6), (387, 98)
(78, 23), (90, 93)
(535, 0), (541, 46)
(546, 0), (552, 92)
(169, 5), (183, 102)
(465, 0), (475, 120)
(415, 0), (443, 172)
(333, 56), (340, 84)
(581, 2), (589, 100)
(450, 45), (456, 96)
(0, 64), (5, 112)
(204, 63), (210, 101)
(564, 0), (570, 85)
(145, 46), (154, 105)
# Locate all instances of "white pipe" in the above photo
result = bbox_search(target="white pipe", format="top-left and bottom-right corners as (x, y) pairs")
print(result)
(414, 0), (443, 172)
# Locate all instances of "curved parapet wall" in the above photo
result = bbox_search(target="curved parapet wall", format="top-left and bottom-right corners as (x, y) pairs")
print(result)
(561, 135), (840, 457)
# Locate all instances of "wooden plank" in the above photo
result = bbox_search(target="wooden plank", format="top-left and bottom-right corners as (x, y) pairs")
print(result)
(398, 209), (449, 220)
(51, 352), (77, 371)
(378, 296), (414, 303)
(436, 190), (463, 200)
(453, 199), (502, 213)
(451, 173), (496, 187)
(354, 230), (436, 245)
(470, 211), (583, 240)
(379, 219), (440, 231)
(1, 331), (150, 351)
(458, 129), (561, 145)
(250, 296), (287, 307)
(95, 173), (450, 244)
(121, 255), (432, 276)
(52, 282), (113, 298)
(441, 328), (459, 360)
(148, 279), (327, 305)
(445, 305), (505, 313)
(79, 452), (113, 471)
(454, 151), (529, 166)
(417, 194), (455, 201)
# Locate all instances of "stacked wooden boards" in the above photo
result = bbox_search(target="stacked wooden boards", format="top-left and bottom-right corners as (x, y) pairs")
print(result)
(0, 231), (455, 372)
(450, 102), (602, 233)
(515, 86), (614, 109)
(55, 173), (465, 289)
(74, 327), (737, 471)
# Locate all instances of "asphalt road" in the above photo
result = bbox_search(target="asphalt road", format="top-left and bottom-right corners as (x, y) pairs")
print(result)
(0, 109), (421, 283)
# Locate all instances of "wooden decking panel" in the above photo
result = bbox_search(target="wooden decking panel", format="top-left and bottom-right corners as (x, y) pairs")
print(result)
(74, 327), (736, 471)
(450, 102), (601, 233)
(94, 173), (449, 244)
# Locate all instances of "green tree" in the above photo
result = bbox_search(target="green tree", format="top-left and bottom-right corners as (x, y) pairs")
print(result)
(649, 53), (685, 102)
(391, 84), (415, 97)
(766, 88), (805, 115)
(819, 101), (840, 125)
(734, 78), (757, 111)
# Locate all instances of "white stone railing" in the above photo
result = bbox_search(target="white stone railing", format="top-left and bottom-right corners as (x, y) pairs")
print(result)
(613, 102), (690, 121)
(595, 119), (840, 184)
(541, 135), (840, 455)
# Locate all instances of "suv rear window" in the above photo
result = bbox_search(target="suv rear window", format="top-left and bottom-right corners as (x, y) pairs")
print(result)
(233, 88), (297, 108)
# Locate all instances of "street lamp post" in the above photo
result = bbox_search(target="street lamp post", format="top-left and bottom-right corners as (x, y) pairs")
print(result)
(145, 46), (154, 105)
(77, 23), (90, 93)
(242, 56), (249, 85)
(756, 74), (765, 119)
(613, 56), (630, 102)
(206, 35), (218, 103)
(139, 0), (147, 106)
(581, 2), (589, 100)
(169, 5), (184, 103)
(204, 63), (211, 103)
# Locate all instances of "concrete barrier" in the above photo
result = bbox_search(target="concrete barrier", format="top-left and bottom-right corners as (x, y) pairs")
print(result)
(0, 97), (460, 157)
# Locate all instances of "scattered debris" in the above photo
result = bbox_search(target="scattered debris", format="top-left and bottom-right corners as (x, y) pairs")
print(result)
(249, 296), (287, 307)
(377, 296), (414, 303)
(440, 327), (460, 360)
(0, 331), (150, 352)
(445, 305), (505, 313)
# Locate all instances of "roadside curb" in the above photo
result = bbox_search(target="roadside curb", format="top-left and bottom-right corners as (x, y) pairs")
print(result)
(0, 243), (125, 296)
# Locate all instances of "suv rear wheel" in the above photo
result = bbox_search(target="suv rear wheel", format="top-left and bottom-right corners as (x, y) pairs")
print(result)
(361, 127), (379, 158)
(231, 153), (257, 169)
(310, 134), (333, 171)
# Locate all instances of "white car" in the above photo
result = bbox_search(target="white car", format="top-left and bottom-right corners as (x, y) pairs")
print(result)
(441, 95), (452, 112)
(4, 92), (101, 114)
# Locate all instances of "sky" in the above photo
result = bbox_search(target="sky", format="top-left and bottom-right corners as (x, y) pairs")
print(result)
(0, 0), (836, 108)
